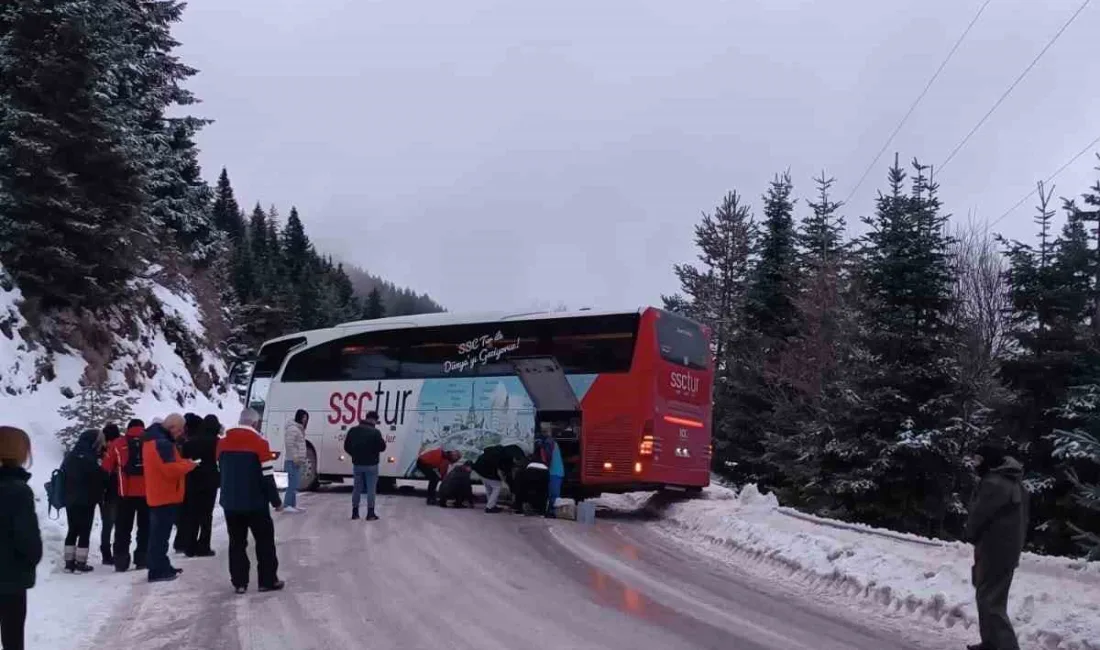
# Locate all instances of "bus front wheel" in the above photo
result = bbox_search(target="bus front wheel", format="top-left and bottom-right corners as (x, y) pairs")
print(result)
(301, 444), (320, 492)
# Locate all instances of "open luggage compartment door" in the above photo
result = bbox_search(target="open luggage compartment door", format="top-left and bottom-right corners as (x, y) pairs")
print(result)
(511, 356), (583, 491)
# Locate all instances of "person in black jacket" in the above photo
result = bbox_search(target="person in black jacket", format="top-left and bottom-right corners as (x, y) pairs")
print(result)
(472, 444), (520, 513)
(343, 411), (386, 521)
(98, 423), (121, 566)
(0, 426), (43, 650)
(178, 414), (221, 557)
(173, 413), (205, 554)
(62, 429), (107, 573)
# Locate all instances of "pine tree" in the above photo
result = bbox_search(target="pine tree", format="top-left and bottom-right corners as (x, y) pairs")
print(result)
(212, 168), (245, 240)
(57, 374), (138, 450)
(282, 207), (312, 280)
(746, 171), (800, 341)
(0, 0), (144, 308)
(1052, 384), (1100, 559)
(363, 287), (386, 319)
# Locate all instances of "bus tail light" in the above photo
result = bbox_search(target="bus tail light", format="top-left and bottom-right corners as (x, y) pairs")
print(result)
(603, 462), (613, 470)
(663, 415), (704, 428)
(640, 419), (654, 456)
(634, 462), (642, 474)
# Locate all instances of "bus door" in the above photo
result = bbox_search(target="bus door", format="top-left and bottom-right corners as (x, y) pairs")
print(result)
(511, 357), (583, 481)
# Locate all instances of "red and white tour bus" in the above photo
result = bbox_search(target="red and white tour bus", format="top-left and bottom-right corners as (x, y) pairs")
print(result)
(246, 307), (713, 498)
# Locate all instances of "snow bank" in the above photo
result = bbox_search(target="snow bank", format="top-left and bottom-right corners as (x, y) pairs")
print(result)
(595, 485), (1100, 650)
(0, 263), (242, 647)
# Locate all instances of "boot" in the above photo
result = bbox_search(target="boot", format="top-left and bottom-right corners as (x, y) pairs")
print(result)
(366, 509), (379, 521)
(74, 547), (95, 573)
(351, 507), (360, 520)
(64, 545), (76, 573)
(101, 547), (114, 566)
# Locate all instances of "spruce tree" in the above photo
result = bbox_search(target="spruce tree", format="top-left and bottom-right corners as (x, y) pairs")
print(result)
(1053, 384), (1100, 559)
(0, 0), (143, 308)
(746, 171), (800, 340)
(364, 287), (386, 319)
(212, 168), (245, 240)
(57, 374), (138, 449)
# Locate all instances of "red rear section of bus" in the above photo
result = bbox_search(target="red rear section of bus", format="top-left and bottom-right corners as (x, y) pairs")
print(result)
(577, 307), (712, 494)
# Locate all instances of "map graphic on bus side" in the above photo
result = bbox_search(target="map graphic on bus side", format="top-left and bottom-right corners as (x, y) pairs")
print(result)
(400, 374), (596, 476)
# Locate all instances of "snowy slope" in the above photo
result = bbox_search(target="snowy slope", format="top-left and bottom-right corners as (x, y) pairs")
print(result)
(0, 262), (243, 648)
(596, 486), (1100, 650)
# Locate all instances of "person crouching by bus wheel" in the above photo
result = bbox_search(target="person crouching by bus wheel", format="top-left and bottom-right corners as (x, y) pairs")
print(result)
(282, 409), (309, 513)
(62, 429), (108, 573)
(472, 445), (515, 514)
(0, 426), (43, 650)
(437, 462), (475, 508)
(343, 411), (386, 521)
(417, 447), (461, 505)
(218, 409), (285, 594)
(512, 459), (549, 516)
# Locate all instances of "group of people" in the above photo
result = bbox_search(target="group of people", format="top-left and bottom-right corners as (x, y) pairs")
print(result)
(413, 426), (568, 517)
(0, 408), (288, 650)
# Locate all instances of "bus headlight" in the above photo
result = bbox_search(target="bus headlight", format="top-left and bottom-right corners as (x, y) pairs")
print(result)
(387, 457), (396, 464)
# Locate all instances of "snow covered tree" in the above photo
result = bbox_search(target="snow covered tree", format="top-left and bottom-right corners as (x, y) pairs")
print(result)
(57, 374), (138, 450)
(363, 287), (386, 319)
(0, 0), (144, 309)
(212, 168), (245, 240)
(1052, 384), (1100, 559)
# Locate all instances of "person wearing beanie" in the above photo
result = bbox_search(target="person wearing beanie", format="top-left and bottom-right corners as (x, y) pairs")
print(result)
(98, 424), (121, 565)
(965, 443), (1029, 650)
(61, 429), (108, 573)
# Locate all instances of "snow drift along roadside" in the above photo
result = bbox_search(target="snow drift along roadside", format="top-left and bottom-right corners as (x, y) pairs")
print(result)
(595, 485), (1100, 650)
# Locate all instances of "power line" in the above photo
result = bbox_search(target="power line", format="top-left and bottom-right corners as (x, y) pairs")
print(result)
(842, 0), (993, 206)
(988, 133), (1100, 228)
(938, 0), (1092, 174)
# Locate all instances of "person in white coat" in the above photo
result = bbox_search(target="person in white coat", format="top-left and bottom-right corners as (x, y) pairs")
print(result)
(282, 410), (309, 513)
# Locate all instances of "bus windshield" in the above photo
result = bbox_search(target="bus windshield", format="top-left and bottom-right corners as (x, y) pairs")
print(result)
(655, 312), (709, 370)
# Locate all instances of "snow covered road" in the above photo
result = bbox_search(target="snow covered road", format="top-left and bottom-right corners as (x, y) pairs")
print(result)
(86, 487), (937, 650)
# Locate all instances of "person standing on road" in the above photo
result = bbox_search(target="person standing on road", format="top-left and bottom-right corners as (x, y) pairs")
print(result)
(965, 444), (1029, 650)
(0, 426), (43, 650)
(283, 409), (309, 513)
(173, 413), (204, 554)
(102, 419), (149, 572)
(218, 408), (285, 594)
(143, 414), (197, 583)
(416, 447), (461, 505)
(98, 423), (120, 566)
(178, 415), (221, 557)
(343, 411), (386, 521)
(61, 429), (107, 573)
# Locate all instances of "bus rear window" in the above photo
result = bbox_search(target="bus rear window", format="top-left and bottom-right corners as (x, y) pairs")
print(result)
(255, 337), (307, 376)
(655, 313), (709, 369)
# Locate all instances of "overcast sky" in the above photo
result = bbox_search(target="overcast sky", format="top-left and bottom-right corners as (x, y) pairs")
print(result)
(175, 0), (1100, 312)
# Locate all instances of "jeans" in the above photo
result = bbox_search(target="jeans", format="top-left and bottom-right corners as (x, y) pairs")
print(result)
(352, 465), (379, 512)
(65, 505), (95, 548)
(225, 510), (279, 589)
(113, 496), (149, 571)
(547, 475), (563, 513)
(483, 478), (503, 509)
(284, 461), (301, 508)
(0, 591), (27, 650)
(147, 505), (179, 581)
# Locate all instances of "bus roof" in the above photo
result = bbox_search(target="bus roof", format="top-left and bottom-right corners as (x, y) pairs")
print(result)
(258, 307), (652, 349)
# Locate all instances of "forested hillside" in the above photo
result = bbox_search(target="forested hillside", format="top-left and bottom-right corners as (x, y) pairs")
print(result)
(0, 1), (440, 420)
(666, 157), (1100, 558)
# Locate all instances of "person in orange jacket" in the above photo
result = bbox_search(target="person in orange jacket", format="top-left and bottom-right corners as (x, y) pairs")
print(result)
(416, 447), (461, 505)
(101, 419), (149, 572)
(142, 413), (197, 583)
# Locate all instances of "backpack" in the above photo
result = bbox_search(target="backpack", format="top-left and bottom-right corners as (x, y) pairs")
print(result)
(123, 437), (144, 477)
(45, 468), (66, 519)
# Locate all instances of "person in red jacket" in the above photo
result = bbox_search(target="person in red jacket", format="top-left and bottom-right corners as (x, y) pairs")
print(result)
(142, 414), (196, 583)
(416, 448), (461, 505)
(102, 419), (150, 572)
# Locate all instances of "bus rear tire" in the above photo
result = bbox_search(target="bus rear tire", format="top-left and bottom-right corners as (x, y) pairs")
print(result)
(302, 444), (320, 492)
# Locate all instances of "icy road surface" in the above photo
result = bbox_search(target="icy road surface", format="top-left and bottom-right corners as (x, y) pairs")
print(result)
(91, 488), (940, 650)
